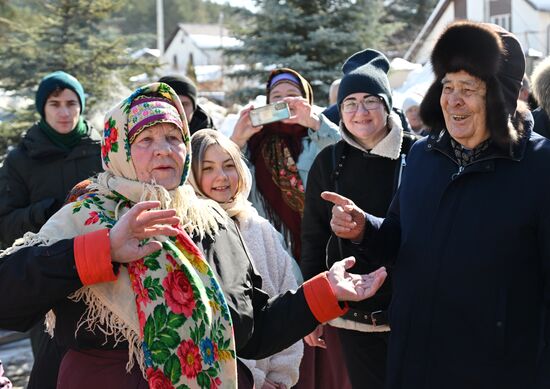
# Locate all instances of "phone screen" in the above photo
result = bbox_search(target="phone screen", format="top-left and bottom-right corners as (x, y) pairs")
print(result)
(250, 102), (291, 126)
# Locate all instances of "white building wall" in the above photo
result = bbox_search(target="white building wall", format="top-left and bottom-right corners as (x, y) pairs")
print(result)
(162, 30), (210, 74)
(415, 5), (455, 64)
(467, 0), (485, 21)
(513, 0), (550, 55)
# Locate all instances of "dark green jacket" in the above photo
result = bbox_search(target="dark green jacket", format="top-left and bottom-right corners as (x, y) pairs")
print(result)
(0, 122), (102, 246)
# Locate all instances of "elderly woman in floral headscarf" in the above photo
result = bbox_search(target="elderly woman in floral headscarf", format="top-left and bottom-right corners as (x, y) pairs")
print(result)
(0, 83), (386, 389)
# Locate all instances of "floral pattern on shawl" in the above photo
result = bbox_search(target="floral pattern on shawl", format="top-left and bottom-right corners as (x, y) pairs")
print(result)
(35, 82), (237, 389)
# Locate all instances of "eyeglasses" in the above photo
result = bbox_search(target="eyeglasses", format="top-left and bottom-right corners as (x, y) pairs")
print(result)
(341, 96), (384, 113)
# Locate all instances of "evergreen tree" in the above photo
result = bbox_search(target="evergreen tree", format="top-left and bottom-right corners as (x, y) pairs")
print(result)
(226, 0), (395, 104)
(115, 0), (242, 47)
(383, 0), (438, 57)
(0, 0), (158, 158)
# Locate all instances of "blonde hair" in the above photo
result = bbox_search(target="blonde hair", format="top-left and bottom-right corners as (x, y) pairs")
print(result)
(189, 129), (253, 219)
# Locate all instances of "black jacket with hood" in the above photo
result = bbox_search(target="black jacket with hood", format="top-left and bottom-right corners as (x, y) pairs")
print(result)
(301, 112), (416, 316)
(0, 122), (102, 246)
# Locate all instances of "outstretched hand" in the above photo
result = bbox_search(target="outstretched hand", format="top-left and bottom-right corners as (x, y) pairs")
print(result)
(110, 201), (180, 263)
(304, 324), (326, 349)
(328, 257), (386, 302)
(321, 191), (366, 241)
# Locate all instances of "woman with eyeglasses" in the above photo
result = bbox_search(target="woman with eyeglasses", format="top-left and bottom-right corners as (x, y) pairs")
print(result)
(300, 49), (418, 389)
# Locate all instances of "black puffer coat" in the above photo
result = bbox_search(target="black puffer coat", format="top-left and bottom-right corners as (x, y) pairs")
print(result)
(0, 123), (102, 245)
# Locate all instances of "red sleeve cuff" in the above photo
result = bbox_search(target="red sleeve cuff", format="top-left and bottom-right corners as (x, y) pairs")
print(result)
(74, 229), (117, 285)
(303, 272), (348, 323)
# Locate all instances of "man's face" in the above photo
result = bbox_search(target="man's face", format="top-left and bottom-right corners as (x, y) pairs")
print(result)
(179, 95), (194, 123)
(440, 70), (489, 149)
(44, 88), (81, 134)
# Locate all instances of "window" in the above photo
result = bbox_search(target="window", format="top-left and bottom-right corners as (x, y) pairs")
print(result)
(490, 13), (511, 31)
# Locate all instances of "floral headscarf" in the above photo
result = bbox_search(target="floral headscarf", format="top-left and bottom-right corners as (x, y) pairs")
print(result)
(5, 83), (237, 388)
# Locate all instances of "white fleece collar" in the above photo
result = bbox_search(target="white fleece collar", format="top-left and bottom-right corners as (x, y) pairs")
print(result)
(341, 112), (404, 160)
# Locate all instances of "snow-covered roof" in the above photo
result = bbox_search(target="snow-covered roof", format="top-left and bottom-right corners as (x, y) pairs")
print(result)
(190, 34), (242, 50)
(131, 48), (161, 59)
(165, 23), (242, 53)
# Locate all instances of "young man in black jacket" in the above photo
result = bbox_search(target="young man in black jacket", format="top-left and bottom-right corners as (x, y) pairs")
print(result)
(0, 70), (102, 388)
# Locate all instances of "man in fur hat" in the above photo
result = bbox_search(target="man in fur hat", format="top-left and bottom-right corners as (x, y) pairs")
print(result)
(322, 21), (550, 388)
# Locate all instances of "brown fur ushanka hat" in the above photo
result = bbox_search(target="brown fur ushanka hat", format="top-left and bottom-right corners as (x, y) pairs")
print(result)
(420, 21), (526, 148)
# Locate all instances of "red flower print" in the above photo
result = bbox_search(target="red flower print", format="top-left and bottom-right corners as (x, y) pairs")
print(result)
(290, 176), (297, 188)
(177, 339), (202, 379)
(128, 260), (151, 306)
(213, 343), (219, 361)
(210, 377), (222, 389)
(109, 126), (118, 142)
(84, 211), (100, 225)
(163, 270), (195, 317)
(279, 169), (286, 177)
(137, 304), (146, 330)
(128, 259), (147, 276)
(166, 253), (178, 268)
(176, 232), (203, 258)
(146, 367), (175, 389)
(133, 277), (151, 306)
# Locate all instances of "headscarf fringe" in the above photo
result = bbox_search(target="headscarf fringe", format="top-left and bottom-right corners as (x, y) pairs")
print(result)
(89, 172), (226, 240)
(0, 232), (55, 258)
(45, 287), (146, 376)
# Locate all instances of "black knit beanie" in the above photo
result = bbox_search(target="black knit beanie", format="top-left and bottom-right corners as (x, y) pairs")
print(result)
(420, 21), (525, 148)
(158, 75), (198, 110)
(35, 71), (85, 118)
(337, 49), (392, 112)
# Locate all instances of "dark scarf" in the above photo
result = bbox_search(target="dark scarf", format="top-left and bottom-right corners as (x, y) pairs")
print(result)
(39, 117), (87, 151)
(451, 137), (491, 166)
(248, 121), (308, 261)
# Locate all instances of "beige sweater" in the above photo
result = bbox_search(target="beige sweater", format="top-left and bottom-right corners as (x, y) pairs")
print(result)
(238, 208), (304, 388)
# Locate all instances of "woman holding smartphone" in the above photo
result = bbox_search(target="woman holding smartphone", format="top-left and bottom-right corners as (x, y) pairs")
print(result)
(230, 68), (340, 263)
(230, 68), (347, 389)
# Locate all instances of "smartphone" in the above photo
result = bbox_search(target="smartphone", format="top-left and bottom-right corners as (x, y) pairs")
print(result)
(249, 102), (291, 127)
